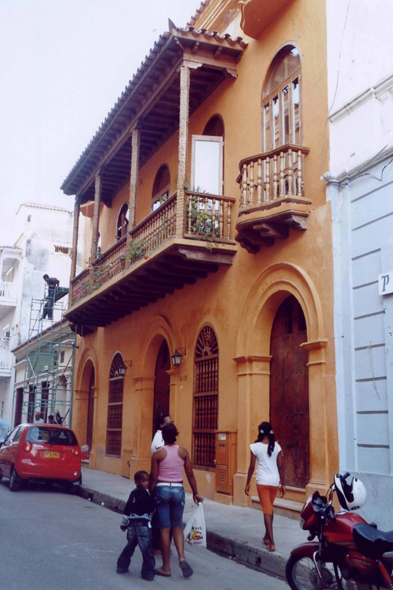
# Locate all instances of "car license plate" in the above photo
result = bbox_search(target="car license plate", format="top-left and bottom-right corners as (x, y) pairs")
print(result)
(44, 451), (60, 459)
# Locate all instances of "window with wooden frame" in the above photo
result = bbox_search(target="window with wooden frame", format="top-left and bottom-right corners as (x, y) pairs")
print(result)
(106, 353), (124, 456)
(116, 203), (129, 240)
(152, 164), (170, 212)
(262, 46), (301, 152)
(193, 326), (219, 469)
(191, 135), (224, 196)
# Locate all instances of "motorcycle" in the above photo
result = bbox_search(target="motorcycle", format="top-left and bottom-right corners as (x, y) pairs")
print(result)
(286, 473), (393, 589)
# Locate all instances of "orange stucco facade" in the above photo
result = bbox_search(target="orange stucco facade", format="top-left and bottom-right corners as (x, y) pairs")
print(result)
(67, 0), (338, 508)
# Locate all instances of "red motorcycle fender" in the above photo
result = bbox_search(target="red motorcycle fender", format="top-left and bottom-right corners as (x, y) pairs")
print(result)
(290, 542), (320, 559)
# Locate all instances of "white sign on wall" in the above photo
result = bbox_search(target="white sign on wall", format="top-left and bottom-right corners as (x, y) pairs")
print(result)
(379, 271), (393, 295)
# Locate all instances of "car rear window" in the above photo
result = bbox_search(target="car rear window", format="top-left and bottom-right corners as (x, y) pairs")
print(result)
(26, 427), (77, 446)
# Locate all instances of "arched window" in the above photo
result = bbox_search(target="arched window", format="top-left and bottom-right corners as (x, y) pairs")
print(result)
(193, 326), (219, 469)
(203, 115), (224, 138)
(152, 164), (170, 212)
(116, 203), (129, 240)
(106, 353), (124, 456)
(262, 46), (301, 151)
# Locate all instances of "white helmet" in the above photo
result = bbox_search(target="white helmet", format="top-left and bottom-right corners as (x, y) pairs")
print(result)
(334, 473), (367, 511)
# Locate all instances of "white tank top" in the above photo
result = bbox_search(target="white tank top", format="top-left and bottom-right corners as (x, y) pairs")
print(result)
(250, 441), (282, 486)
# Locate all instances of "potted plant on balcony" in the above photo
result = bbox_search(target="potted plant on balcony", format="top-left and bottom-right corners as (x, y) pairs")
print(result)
(119, 253), (126, 270)
(126, 239), (147, 265)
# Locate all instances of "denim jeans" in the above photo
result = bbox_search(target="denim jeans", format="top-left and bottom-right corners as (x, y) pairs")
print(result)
(42, 297), (54, 319)
(155, 485), (185, 528)
(117, 520), (155, 579)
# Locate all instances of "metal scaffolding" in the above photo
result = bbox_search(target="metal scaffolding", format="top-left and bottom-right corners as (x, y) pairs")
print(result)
(12, 288), (76, 427)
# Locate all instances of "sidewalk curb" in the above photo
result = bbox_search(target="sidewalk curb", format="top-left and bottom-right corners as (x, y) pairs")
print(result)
(76, 485), (288, 579)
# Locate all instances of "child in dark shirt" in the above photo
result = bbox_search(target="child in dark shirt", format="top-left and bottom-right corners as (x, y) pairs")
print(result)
(117, 470), (156, 581)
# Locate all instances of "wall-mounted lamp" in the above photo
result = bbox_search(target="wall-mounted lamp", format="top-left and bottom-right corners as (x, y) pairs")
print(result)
(171, 348), (186, 367)
(117, 362), (127, 377)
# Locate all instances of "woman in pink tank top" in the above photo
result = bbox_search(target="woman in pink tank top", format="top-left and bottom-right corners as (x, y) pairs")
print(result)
(150, 422), (203, 578)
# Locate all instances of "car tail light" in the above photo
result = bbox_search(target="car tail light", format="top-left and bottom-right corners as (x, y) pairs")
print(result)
(24, 441), (32, 452)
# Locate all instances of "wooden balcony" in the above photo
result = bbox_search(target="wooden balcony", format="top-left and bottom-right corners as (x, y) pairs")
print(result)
(235, 144), (311, 252)
(66, 192), (236, 331)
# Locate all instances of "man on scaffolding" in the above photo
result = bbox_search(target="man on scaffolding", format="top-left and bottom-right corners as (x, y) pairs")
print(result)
(42, 274), (59, 320)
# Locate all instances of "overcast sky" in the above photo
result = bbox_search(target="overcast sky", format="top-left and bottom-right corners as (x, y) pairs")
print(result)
(0, 0), (198, 244)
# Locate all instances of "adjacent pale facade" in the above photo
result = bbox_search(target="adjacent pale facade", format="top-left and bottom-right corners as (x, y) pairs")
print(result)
(0, 204), (75, 425)
(327, 0), (393, 526)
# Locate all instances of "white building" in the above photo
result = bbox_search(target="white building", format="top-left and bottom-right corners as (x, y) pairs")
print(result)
(327, 0), (393, 526)
(0, 203), (75, 426)
(12, 319), (76, 428)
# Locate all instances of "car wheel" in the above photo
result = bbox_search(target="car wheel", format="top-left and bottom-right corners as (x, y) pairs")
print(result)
(44, 481), (53, 490)
(9, 467), (21, 492)
(66, 482), (79, 495)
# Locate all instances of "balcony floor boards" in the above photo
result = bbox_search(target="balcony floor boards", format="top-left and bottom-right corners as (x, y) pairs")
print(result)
(66, 242), (236, 333)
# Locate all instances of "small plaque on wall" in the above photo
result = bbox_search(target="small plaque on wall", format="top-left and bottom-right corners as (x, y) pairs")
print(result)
(379, 271), (393, 296)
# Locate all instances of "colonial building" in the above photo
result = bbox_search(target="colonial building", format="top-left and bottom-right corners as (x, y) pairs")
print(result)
(62, 0), (338, 510)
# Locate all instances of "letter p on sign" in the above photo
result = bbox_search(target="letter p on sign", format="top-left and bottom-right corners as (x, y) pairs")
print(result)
(379, 271), (393, 295)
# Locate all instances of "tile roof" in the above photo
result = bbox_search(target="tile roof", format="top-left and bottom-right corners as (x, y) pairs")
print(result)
(20, 202), (72, 213)
(61, 26), (247, 196)
(188, 0), (211, 26)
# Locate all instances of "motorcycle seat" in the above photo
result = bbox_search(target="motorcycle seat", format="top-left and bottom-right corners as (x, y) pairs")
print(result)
(353, 523), (393, 559)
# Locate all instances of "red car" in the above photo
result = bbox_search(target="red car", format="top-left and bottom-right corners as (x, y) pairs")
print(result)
(0, 423), (82, 492)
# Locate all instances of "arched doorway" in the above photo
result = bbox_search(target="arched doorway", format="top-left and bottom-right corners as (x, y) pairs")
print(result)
(86, 369), (95, 454)
(269, 295), (310, 488)
(153, 341), (170, 434)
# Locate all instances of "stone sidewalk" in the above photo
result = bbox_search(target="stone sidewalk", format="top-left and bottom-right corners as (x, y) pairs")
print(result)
(78, 466), (306, 578)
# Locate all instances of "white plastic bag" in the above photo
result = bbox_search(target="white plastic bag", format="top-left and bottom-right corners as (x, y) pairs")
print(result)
(184, 502), (206, 548)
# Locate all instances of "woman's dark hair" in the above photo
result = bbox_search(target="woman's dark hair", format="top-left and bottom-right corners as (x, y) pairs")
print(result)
(155, 413), (171, 431)
(162, 422), (179, 445)
(255, 421), (275, 457)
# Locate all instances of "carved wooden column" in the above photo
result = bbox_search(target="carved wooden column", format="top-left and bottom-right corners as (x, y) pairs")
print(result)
(176, 62), (190, 238)
(71, 199), (80, 280)
(128, 126), (140, 232)
(90, 170), (102, 260)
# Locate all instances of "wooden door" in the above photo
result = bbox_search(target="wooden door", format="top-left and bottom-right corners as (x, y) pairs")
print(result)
(86, 369), (95, 452)
(269, 295), (310, 488)
(14, 388), (23, 426)
(153, 341), (170, 435)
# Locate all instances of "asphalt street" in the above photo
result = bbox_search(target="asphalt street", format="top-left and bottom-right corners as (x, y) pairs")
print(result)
(0, 478), (288, 590)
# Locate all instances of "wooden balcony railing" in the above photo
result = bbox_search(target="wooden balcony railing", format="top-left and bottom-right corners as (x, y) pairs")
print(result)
(70, 191), (235, 306)
(237, 144), (310, 211)
(185, 191), (234, 242)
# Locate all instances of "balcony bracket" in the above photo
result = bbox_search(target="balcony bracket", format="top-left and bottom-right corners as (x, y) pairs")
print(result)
(235, 206), (310, 252)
